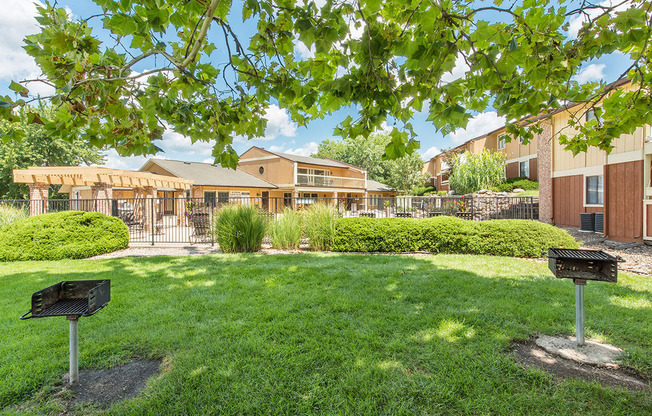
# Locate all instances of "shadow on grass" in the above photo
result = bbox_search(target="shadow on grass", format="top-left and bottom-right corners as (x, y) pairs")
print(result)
(0, 253), (650, 415)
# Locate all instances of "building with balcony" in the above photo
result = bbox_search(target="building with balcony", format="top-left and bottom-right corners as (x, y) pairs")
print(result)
(238, 146), (395, 208)
(423, 79), (652, 242)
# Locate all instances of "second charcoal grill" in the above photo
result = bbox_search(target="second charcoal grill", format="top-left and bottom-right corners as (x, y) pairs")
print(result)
(544, 248), (622, 346)
(547, 248), (621, 283)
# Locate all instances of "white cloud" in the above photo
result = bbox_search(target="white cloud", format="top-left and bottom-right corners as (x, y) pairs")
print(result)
(269, 141), (319, 157)
(0, 1), (43, 80)
(447, 111), (506, 145)
(567, 0), (632, 39)
(379, 121), (392, 132)
(100, 149), (151, 171)
(295, 40), (315, 59)
(441, 55), (470, 84)
(159, 130), (215, 157)
(261, 105), (297, 140)
(421, 146), (441, 160)
(233, 105), (297, 143)
(572, 63), (606, 83)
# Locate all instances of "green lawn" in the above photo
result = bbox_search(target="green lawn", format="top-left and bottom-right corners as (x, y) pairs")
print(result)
(0, 254), (650, 415)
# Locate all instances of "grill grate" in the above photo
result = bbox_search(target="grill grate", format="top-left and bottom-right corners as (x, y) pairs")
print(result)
(35, 299), (88, 317)
(548, 248), (615, 261)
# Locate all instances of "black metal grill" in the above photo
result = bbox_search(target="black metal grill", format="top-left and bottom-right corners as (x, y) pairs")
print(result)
(547, 248), (620, 283)
(21, 280), (111, 319)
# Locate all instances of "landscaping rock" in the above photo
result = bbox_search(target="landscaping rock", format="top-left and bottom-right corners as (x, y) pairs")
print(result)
(512, 188), (525, 193)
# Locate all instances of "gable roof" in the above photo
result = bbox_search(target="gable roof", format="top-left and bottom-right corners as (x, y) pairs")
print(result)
(366, 179), (393, 192)
(242, 146), (360, 170)
(140, 159), (277, 189)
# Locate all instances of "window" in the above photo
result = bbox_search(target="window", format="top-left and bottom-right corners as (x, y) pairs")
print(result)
(519, 161), (529, 178)
(297, 168), (331, 185)
(498, 135), (507, 149)
(259, 166), (264, 174)
(217, 191), (230, 203)
(204, 191), (216, 206)
(283, 192), (292, 207)
(586, 175), (604, 205)
(586, 108), (596, 122)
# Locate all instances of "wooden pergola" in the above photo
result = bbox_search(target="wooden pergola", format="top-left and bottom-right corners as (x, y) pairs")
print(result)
(13, 166), (193, 190)
(13, 166), (194, 220)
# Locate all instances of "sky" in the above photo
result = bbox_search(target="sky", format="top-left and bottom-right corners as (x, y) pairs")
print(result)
(0, 0), (634, 171)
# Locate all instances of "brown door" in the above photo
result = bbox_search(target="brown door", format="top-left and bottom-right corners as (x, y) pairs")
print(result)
(605, 161), (644, 241)
(262, 191), (269, 211)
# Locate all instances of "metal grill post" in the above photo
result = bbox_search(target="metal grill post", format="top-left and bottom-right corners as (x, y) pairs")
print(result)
(69, 317), (79, 383)
(575, 281), (585, 346)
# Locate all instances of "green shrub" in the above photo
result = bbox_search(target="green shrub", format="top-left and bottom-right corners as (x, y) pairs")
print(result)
(0, 205), (28, 230)
(437, 190), (448, 196)
(269, 209), (303, 250)
(491, 177), (539, 192)
(448, 150), (506, 194)
(213, 204), (267, 253)
(304, 203), (337, 251)
(332, 216), (578, 257)
(0, 211), (129, 261)
(410, 185), (435, 196)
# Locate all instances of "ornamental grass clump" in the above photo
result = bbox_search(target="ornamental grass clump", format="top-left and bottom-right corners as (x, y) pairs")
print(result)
(213, 204), (267, 253)
(448, 149), (506, 194)
(269, 209), (302, 250)
(304, 203), (337, 251)
(0, 205), (28, 230)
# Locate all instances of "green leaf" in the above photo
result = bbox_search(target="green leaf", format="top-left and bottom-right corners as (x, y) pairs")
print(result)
(106, 13), (138, 36)
(9, 81), (29, 98)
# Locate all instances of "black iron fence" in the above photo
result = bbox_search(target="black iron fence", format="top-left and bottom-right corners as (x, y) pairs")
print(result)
(1, 195), (538, 245)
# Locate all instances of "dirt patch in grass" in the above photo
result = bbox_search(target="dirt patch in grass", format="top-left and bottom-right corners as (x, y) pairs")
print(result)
(511, 339), (650, 392)
(67, 359), (161, 407)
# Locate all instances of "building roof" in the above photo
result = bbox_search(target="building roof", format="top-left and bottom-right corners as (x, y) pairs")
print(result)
(267, 150), (352, 168)
(424, 78), (634, 162)
(141, 159), (277, 189)
(366, 179), (393, 192)
(244, 146), (357, 169)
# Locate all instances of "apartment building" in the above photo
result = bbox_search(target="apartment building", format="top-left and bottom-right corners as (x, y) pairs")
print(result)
(423, 80), (652, 242)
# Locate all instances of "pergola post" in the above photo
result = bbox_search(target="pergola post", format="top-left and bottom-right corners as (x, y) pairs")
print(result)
(91, 182), (113, 215)
(29, 183), (49, 216)
(176, 188), (187, 226)
(332, 191), (338, 209)
(292, 190), (299, 210)
(143, 186), (157, 231)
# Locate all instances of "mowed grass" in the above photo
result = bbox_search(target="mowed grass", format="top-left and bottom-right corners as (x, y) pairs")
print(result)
(0, 254), (650, 415)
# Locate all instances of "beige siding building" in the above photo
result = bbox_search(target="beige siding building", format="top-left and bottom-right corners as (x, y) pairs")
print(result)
(423, 80), (652, 242)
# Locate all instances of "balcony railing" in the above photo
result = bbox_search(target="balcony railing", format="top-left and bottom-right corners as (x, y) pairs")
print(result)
(296, 173), (365, 188)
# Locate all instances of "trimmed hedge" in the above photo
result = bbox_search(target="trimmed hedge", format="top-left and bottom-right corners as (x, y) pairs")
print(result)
(0, 211), (129, 261)
(491, 177), (539, 192)
(332, 216), (578, 257)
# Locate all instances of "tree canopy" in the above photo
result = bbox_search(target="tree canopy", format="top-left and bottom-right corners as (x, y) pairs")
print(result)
(1, 0), (651, 167)
(0, 107), (105, 199)
(313, 132), (426, 192)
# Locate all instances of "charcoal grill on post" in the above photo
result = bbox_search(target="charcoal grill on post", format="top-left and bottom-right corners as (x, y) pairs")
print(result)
(546, 248), (621, 346)
(20, 280), (110, 383)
